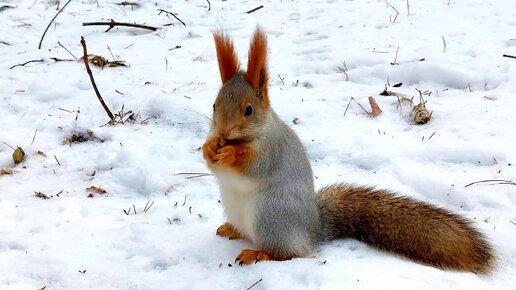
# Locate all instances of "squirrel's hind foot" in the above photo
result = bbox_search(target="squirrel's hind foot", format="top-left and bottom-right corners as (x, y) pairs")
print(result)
(235, 249), (291, 265)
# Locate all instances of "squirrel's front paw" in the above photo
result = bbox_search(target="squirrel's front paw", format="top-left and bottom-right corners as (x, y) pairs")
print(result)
(235, 249), (274, 265)
(213, 145), (237, 166)
(202, 138), (219, 165)
(216, 222), (243, 240)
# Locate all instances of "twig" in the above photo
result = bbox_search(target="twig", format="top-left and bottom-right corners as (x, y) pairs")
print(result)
(183, 194), (188, 206)
(1, 141), (15, 150)
(80, 36), (115, 121)
(157, 9), (186, 27)
(116, 1), (139, 9)
(387, 2), (400, 23)
(441, 35), (447, 52)
(175, 172), (212, 179)
(50, 57), (75, 62)
(143, 200), (154, 212)
(58, 107), (73, 114)
(10, 59), (44, 69)
(337, 61), (349, 81)
(390, 46), (399, 65)
(406, 0), (410, 15)
(343, 97), (353, 117)
(57, 41), (78, 59)
(54, 155), (61, 166)
(246, 5), (264, 14)
(245, 278), (263, 290)
(107, 45), (116, 60)
(83, 19), (158, 32)
(503, 54), (516, 59)
(0, 40), (11, 46)
(510, 220), (516, 226)
(185, 173), (211, 179)
(31, 129), (38, 145)
(0, 5), (15, 13)
(38, 0), (72, 49)
(278, 74), (285, 85)
(356, 101), (371, 116)
(206, 0), (211, 11)
(465, 179), (516, 188)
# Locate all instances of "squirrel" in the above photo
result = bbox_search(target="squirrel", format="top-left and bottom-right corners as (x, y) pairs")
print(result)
(202, 27), (494, 273)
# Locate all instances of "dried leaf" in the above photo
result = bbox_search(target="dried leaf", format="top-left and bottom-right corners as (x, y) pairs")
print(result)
(12, 147), (25, 164)
(1, 168), (18, 175)
(412, 102), (431, 124)
(36, 150), (47, 157)
(34, 191), (50, 199)
(108, 61), (127, 67)
(413, 91), (432, 125)
(368, 96), (382, 117)
(86, 186), (107, 194)
(78, 55), (128, 68)
(91, 55), (108, 68)
(63, 130), (101, 145)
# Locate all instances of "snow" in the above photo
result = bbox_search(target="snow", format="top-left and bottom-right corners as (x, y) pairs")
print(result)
(1, 0), (515, 289)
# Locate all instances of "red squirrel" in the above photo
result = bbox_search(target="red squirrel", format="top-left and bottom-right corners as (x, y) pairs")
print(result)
(202, 27), (494, 273)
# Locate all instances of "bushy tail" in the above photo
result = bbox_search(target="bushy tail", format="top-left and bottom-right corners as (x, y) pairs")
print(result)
(316, 184), (494, 273)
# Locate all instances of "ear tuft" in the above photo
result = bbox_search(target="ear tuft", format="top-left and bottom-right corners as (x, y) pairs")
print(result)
(246, 26), (269, 104)
(213, 30), (240, 83)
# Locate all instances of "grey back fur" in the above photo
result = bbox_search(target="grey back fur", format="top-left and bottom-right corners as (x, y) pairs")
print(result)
(252, 111), (319, 258)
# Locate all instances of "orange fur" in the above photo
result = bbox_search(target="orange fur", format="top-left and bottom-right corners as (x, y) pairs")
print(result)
(202, 137), (219, 165)
(222, 143), (255, 174)
(213, 30), (240, 83)
(202, 138), (256, 175)
(235, 249), (289, 265)
(246, 27), (269, 106)
(216, 222), (243, 240)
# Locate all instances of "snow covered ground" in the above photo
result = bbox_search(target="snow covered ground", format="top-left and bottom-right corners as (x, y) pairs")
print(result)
(1, 0), (515, 289)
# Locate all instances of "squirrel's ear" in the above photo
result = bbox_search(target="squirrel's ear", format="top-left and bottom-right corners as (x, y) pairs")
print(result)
(213, 30), (240, 83)
(246, 27), (269, 106)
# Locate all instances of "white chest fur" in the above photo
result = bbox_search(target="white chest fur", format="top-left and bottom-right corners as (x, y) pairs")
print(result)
(213, 168), (261, 242)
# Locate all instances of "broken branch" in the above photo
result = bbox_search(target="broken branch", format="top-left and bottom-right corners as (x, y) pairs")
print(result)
(10, 59), (44, 69)
(465, 179), (516, 187)
(157, 9), (186, 27)
(82, 19), (157, 32)
(246, 5), (264, 14)
(80, 36), (115, 121)
(38, 0), (72, 49)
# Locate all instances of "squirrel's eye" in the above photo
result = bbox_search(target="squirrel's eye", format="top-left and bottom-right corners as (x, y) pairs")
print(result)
(244, 105), (253, 116)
